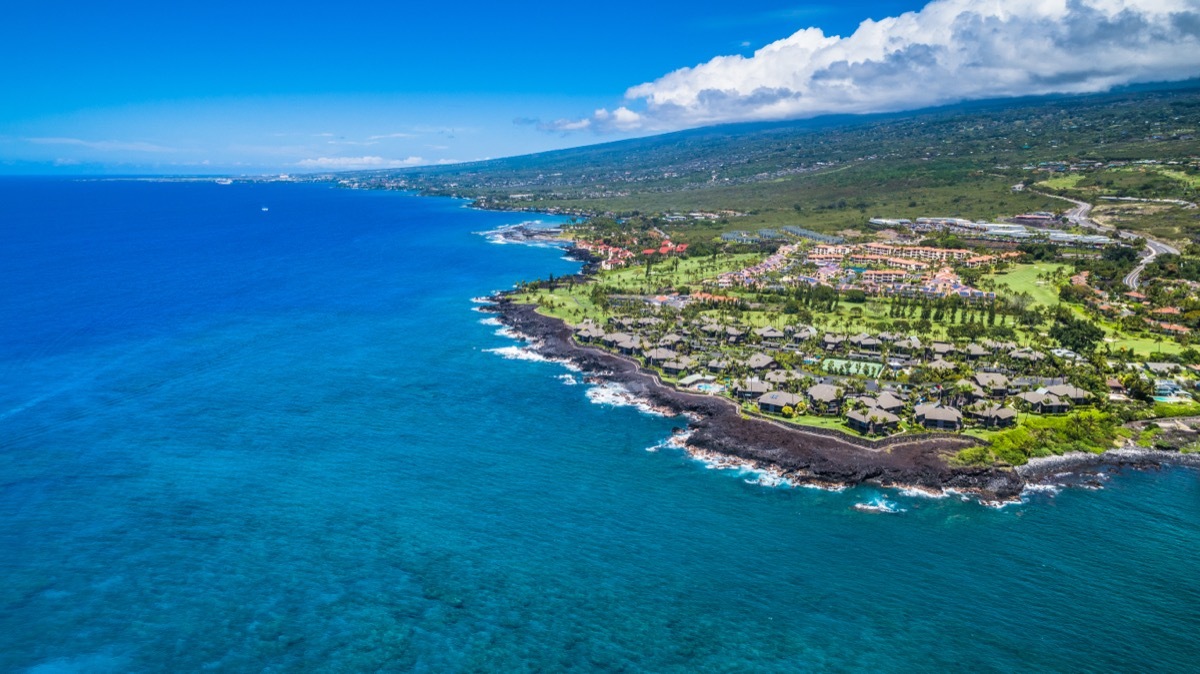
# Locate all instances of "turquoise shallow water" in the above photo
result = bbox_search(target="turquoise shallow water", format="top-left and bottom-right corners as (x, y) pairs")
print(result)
(1, 179), (1198, 672)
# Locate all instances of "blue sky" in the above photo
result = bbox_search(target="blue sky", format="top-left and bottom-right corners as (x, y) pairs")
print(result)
(3, 1), (1197, 174)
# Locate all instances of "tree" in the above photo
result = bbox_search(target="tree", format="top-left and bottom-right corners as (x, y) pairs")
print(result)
(1049, 315), (1104, 353)
(1122, 374), (1154, 402)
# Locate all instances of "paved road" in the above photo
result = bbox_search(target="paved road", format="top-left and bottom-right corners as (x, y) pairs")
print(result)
(1125, 237), (1180, 289)
(1034, 190), (1180, 288)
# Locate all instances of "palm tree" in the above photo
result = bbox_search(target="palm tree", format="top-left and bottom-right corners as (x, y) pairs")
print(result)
(953, 381), (976, 408)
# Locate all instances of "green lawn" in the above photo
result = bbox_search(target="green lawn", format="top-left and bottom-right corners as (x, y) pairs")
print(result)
(776, 413), (868, 437)
(1103, 333), (1185, 356)
(510, 287), (602, 326)
(601, 253), (760, 292)
(986, 263), (1068, 306)
(962, 413), (1034, 440)
(516, 253), (1187, 357)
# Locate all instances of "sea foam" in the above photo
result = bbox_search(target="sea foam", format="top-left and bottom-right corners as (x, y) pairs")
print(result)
(853, 496), (906, 514)
(898, 486), (950, 499)
(644, 432), (691, 453)
(483, 346), (554, 363)
(584, 382), (669, 416)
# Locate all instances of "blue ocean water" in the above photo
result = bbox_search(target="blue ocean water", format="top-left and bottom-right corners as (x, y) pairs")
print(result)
(1, 178), (1198, 673)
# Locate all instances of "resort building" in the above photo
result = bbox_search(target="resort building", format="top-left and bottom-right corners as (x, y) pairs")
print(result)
(914, 404), (963, 431)
(758, 391), (803, 414)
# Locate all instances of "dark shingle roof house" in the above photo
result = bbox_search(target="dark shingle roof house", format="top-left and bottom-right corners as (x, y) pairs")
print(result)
(1045, 383), (1092, 402)
(973, 372), (1009, 393)
(644, 347), (678, 361)
(807, 383), (842, 403)
(965, 343), (989, 358)
(757, 391), (802, 410)
(914, 404), (963, 429)
(735, 379), (772, 397)
(746, 353), (776, 370)
(847, 408), (901, 430)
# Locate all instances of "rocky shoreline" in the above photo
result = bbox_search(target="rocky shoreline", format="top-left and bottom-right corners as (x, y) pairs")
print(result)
(481, 222), (568, 246)
(480, 237), (1200, 505)
(1018, 447), (1200, 480)
(486, 298), (1036, 502)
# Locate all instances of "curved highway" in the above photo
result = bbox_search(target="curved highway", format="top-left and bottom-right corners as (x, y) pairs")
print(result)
(1034, 190), (1180, 289)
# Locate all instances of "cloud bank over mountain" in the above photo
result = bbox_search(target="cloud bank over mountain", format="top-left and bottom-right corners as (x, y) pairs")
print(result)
(547, 0), (1200, 133)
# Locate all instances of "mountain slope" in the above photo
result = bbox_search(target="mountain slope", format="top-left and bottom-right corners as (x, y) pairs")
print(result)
(346, 83), (1200, 235)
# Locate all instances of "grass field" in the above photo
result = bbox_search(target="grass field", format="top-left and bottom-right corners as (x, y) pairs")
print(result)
(775, 413), (869, 438)
(508, 287), (601, 326)
(962, 413), (1034, 440)
(1103, 333), (1184, 356)
(516, 251), (1186, 357)
(986, 263), (1068, 306)
(602, 253), (760, 292)
(1157, 168), (1200, 190)
(1038, 174), (1087, 191)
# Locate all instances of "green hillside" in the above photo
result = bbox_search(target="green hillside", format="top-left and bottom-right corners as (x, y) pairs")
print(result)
(344, 83), (1200, 240)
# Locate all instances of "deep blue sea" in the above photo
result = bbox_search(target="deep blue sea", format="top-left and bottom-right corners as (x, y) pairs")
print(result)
(2, 178), (1198, 673)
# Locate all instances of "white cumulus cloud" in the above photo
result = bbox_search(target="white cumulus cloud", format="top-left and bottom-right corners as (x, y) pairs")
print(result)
(294, 156), (427, 170)
(561, 0), (1200, 132)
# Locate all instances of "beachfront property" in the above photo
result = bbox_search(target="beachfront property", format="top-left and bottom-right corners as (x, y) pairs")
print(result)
(573, 240), (635, 269)
(561, 303), (1161, 441)
(914, 403), (964, 431)
(846, 407), (901, 435)
(968, 404), (1019, 428)
(537, 201), (1197, 444)
(758, 391), (802, 414)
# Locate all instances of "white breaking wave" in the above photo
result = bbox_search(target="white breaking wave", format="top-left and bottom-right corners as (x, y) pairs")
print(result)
(853, 497), (905, 514)
(557, 374), (578, 386)
(742, 470), (793, 488)
(898, 486), (949, 499)
(485, 338), (582, 373)
(477, 222), (568, 248)
(941, 488), (973, 502)
(798, 482), (848, 493)
(686, 446), (797, 488)
(1022, 483), (1063, 497)
(645, 431), (691, 453)
(494, 326), (522, 339)
(478, 316), (502, 326)
(483, 346), (554, 363)
(584, 382), (668, 416)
